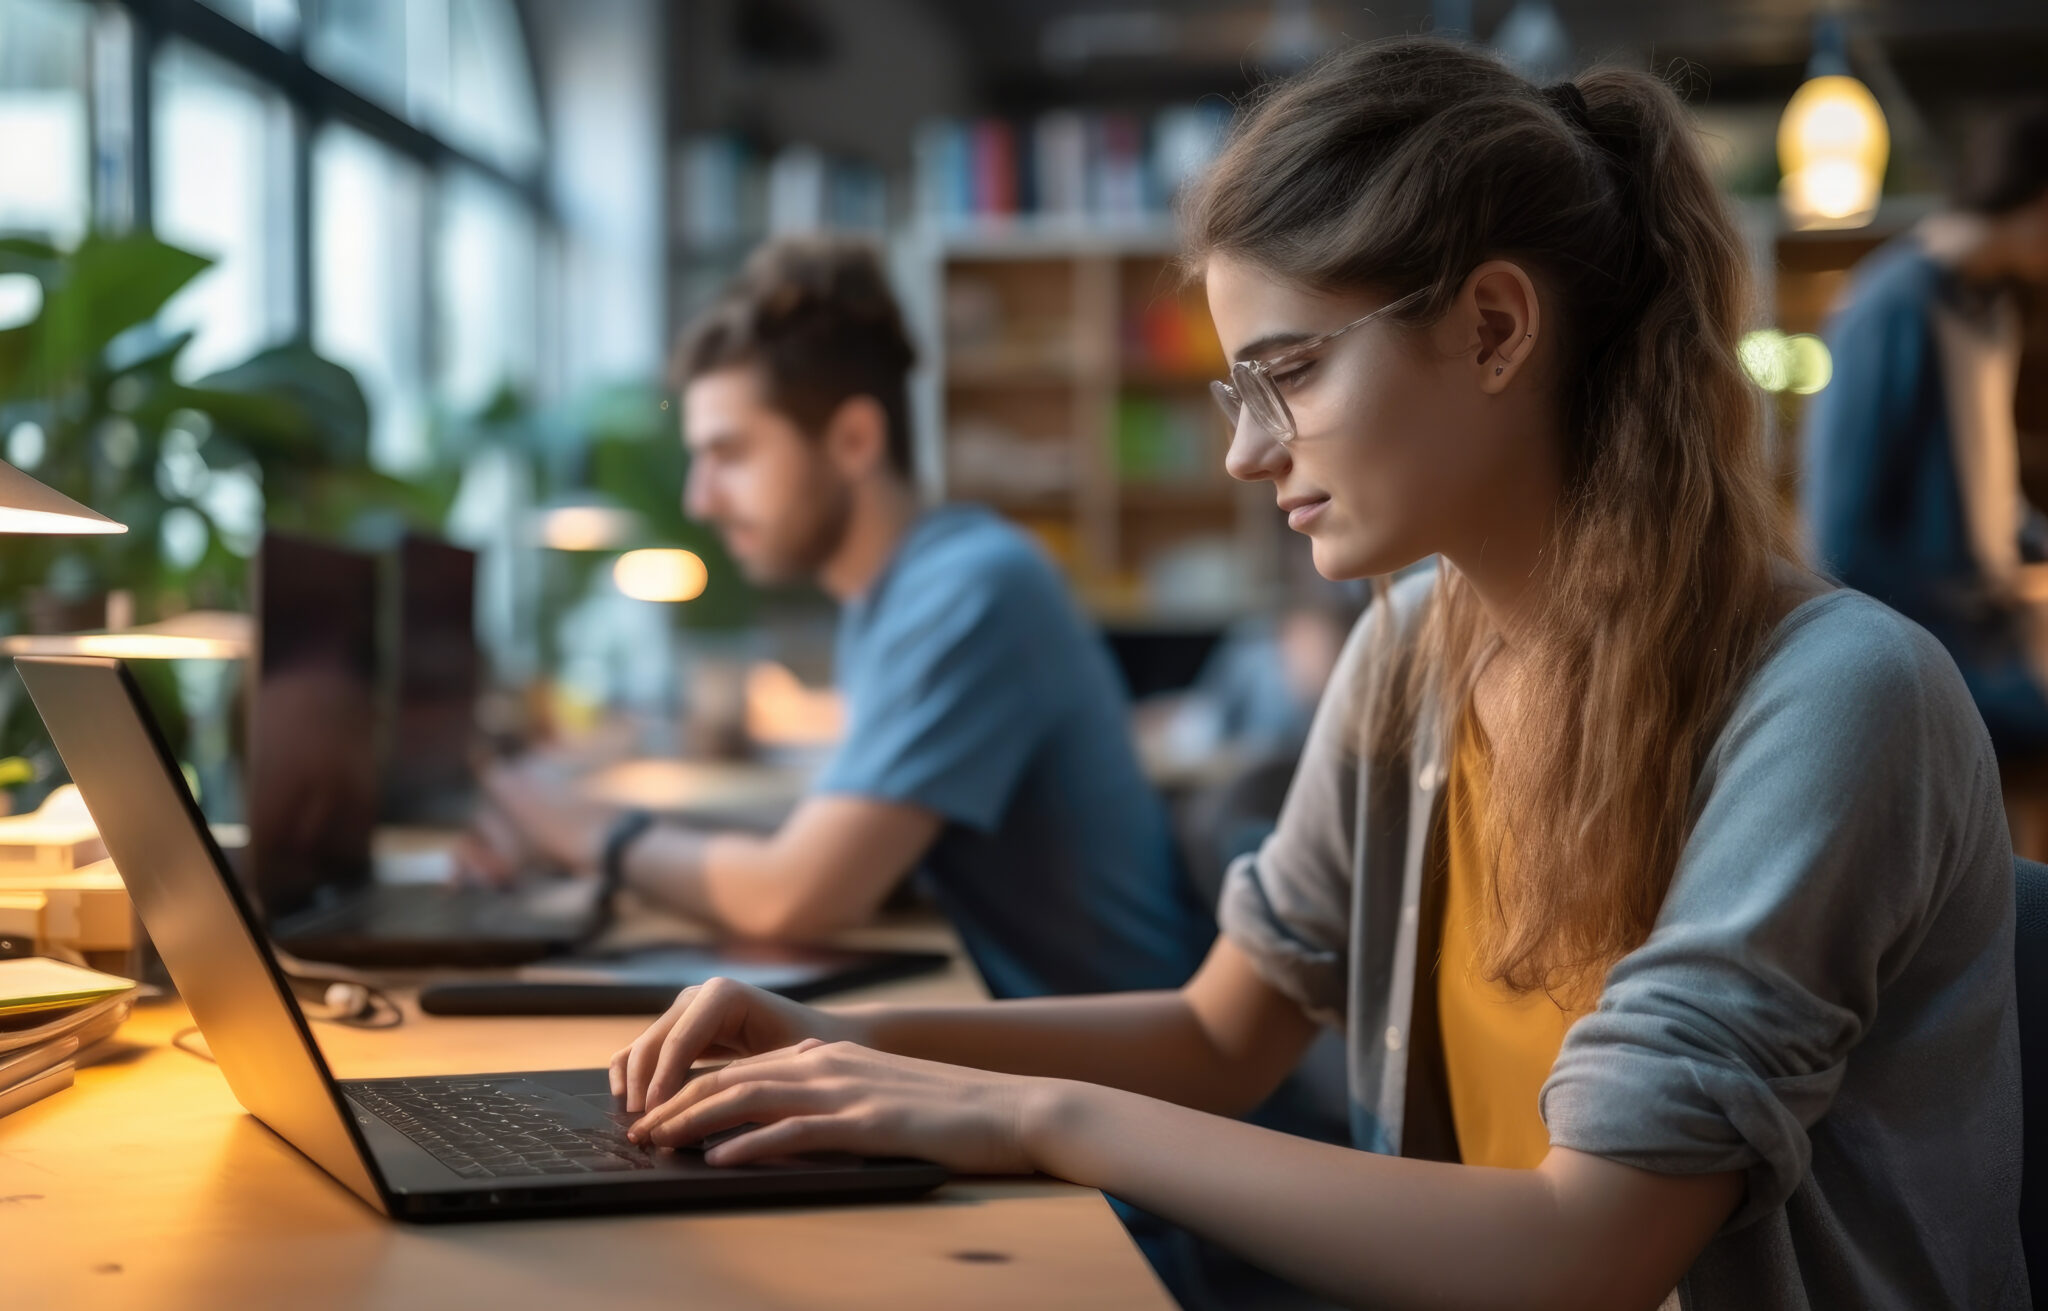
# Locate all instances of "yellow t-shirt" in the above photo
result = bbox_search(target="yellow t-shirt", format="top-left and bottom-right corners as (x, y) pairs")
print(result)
(1437, 717), (1580, 1170)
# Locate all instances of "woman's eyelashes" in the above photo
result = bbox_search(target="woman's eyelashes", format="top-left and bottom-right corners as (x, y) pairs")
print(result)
(1271, 357), (1317, 391)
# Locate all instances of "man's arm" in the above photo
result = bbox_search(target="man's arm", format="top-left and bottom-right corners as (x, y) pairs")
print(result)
(618, 796), (940, 940)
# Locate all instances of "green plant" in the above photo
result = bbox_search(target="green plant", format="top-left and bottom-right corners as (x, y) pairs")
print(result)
(0, 230), (420, 782)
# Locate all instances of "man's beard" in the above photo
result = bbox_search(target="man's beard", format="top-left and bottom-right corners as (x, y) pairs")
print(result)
(757, 463), (854, 585)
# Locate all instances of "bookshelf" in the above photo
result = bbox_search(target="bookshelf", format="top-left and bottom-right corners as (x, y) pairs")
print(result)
(897, 221), (1279, 621)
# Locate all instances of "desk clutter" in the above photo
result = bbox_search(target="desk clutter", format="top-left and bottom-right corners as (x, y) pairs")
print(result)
(0, 786), (137, 974)
(0, 956), (137, 1119)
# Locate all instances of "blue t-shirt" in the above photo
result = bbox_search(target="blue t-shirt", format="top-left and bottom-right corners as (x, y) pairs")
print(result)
(813, 505), (1212, 999)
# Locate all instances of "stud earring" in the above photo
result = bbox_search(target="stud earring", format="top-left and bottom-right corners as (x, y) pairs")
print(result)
(1495, 365), (1505, 375)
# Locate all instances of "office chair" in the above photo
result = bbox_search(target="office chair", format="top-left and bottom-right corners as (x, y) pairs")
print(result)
(2017, 856), (2047, 1304)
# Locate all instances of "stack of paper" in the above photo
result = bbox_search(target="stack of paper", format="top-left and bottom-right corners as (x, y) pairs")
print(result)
(0, 957), (137, 1119)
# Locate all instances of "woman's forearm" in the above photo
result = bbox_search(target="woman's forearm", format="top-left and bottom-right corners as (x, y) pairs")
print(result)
(844, 941), (1322, 1115)
(845, 991), (1282, 1115)
(1019, 1080), (1740, 1311)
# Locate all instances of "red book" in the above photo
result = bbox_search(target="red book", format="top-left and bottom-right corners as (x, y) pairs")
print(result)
(973, 120), (1018, 217)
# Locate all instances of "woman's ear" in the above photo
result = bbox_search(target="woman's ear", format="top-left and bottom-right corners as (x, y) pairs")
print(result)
(1460, 260), (1542, 395)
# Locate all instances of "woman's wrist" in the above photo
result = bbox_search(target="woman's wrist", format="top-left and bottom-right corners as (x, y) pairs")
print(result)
(1014, 1077), (1101, 1181)
(822, 1006), (880, 1049)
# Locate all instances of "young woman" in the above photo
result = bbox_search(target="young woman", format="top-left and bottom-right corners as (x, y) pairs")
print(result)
(607, 39), (2028, 1310)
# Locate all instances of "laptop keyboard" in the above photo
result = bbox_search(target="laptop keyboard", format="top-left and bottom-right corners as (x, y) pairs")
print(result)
(351, 1079), (658, 1179)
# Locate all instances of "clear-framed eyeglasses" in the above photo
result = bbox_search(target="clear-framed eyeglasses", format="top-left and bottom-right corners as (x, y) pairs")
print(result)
(1210, 289), (1427, 443)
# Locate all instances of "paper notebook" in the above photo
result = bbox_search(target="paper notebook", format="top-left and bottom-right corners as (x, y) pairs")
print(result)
(0, 957), (136, 1017)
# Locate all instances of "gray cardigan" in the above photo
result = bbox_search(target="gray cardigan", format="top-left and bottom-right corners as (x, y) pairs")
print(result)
(1218, 570), (2030, 1310)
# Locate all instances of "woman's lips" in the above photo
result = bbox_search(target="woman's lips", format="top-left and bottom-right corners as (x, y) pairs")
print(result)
(1283, 497), (1330, 530)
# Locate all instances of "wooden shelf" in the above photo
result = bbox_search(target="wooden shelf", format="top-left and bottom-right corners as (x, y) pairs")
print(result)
(911, 233), (1280, 612)
(1116, 481), (1237, 510)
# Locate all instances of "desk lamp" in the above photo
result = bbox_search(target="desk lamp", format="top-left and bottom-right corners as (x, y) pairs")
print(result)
(0, 459), (127, 964)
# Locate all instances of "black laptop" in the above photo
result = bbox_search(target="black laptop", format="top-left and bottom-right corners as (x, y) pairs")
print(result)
(18, 654), (947, 1220)
(249, 532), (601, 967)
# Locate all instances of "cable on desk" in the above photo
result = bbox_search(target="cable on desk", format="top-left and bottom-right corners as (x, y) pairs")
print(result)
(167, 977), (405, 1062)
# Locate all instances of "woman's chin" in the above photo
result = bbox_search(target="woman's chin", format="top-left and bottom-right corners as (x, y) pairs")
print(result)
(1310, 532), (1412, 582)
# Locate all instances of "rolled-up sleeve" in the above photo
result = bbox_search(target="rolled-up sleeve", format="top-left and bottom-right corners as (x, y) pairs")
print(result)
(1218, 609), (1380, 1023)
(1541, 597), (2000, 1230)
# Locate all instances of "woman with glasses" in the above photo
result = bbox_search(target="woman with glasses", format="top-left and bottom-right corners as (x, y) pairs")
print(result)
(605, 38), (2028, 1310)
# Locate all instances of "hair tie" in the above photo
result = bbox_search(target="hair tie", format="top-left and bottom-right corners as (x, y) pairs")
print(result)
(1543, 81), (1595, 138)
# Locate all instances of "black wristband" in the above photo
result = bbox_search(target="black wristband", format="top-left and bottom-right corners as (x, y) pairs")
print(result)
(598, 808), (656, 901)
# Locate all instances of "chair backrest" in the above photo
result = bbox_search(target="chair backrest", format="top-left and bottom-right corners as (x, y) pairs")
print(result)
(2015, 857), (2047, 1302)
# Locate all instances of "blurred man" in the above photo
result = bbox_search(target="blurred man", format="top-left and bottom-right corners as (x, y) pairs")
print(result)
(466, 237), (1212, 1001)
(1803, 102), (2048, 762)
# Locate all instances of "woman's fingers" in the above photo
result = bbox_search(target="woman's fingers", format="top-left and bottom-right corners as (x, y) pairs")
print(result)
(640, 1076), (849, 1148)
(621, 987), (699, 1112)
(631, 1039), (830, 1138)
(703, 1114), (860, 1167)
(640, 978), (762, 1110)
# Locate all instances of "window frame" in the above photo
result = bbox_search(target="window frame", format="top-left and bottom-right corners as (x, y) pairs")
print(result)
(104, 0), (553, 406)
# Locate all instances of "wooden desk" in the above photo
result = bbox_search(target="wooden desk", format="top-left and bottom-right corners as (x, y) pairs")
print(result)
(0, 933), (1172, 1310)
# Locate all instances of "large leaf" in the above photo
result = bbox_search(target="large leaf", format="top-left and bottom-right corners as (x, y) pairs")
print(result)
(186, 341), (370, 467)
(0, 237), (61, 281)
(13, 232), (211, 397)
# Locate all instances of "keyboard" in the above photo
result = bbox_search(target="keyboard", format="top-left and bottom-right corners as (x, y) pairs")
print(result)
(350, 1079), (658, 1179)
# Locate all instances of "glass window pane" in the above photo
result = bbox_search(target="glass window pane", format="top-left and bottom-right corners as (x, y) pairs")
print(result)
(437, 168), (537, 412)
(152, 41), (297, 380)
(305, 0), (408, 118)
(0, 0), (92, 246)
(313, 124), (428, 473)
(195, 0), (301, 47)
(443, 0), (542, 175)
(309, 0), (541, 178)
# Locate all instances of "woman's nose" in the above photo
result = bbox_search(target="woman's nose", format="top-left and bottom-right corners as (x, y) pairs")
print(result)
(1223, 408), (1288, 483)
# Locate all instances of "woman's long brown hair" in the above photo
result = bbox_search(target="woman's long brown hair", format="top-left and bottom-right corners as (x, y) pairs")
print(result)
(1185, 39), (1793, 998)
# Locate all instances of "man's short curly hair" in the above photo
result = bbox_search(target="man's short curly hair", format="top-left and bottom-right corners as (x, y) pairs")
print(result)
(674, 237), (919, 478)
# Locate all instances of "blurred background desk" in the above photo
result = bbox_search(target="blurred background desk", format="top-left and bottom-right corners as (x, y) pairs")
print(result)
(0, 925), (1172, 1311)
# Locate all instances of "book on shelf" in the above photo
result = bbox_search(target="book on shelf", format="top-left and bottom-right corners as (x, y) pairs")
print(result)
(914, 103), (1231, 230)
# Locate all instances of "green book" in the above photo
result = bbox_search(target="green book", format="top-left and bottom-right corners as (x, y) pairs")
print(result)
(0, 957), (136, 1018)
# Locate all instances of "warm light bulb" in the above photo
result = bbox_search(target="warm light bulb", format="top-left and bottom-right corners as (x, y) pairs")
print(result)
(612, 548), (708, 603)
(1778, 73), (1889, 230)
(536, 504), (640, 551)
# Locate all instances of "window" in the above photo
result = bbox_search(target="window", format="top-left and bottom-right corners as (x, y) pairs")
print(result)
(309, 0), (541, 178)
(437, 168), (539, 413)
(0, 0), (92, 246)
(195, 0), (300, 48)
(152, 41), (297, 380)
(313, 124), (429, 472)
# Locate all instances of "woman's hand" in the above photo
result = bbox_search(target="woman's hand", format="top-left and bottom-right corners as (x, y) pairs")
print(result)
(626, 1038), (1051, 1175)
(610, 976), (868, 1112)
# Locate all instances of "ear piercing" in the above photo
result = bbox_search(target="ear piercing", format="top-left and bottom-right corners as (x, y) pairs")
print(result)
(1496, 331), (1533, 375)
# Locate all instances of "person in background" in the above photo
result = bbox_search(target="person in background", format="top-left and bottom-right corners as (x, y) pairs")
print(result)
(601, 40), (2025, 1311)
(464, 237), (1210, 1002)
(1802, 101), (2048, 847)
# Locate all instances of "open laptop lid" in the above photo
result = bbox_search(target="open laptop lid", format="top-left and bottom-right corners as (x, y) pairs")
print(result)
(250, 531), (380, 922)
(383, 534), (482, 825)
(16, 655), (391, 1214)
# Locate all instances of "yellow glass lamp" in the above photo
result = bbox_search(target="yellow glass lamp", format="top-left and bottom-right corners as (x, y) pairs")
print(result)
(1778, 18), (1889, 231)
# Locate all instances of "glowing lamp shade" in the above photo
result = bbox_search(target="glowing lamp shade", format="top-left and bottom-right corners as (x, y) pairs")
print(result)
(0, 460), (125, 535)
(0, 610), (252, 660)
(1778, 74), (1889, 230)
(536, 504), (640, 552)
(613, 549), (707, 604)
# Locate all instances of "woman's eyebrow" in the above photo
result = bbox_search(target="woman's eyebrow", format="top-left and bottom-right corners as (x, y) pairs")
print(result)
(1232, 330), (1317, 363)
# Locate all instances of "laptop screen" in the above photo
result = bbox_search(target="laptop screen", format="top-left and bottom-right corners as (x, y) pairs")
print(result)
(381, 534), (482, 825)
(248, 532), (381, 921)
